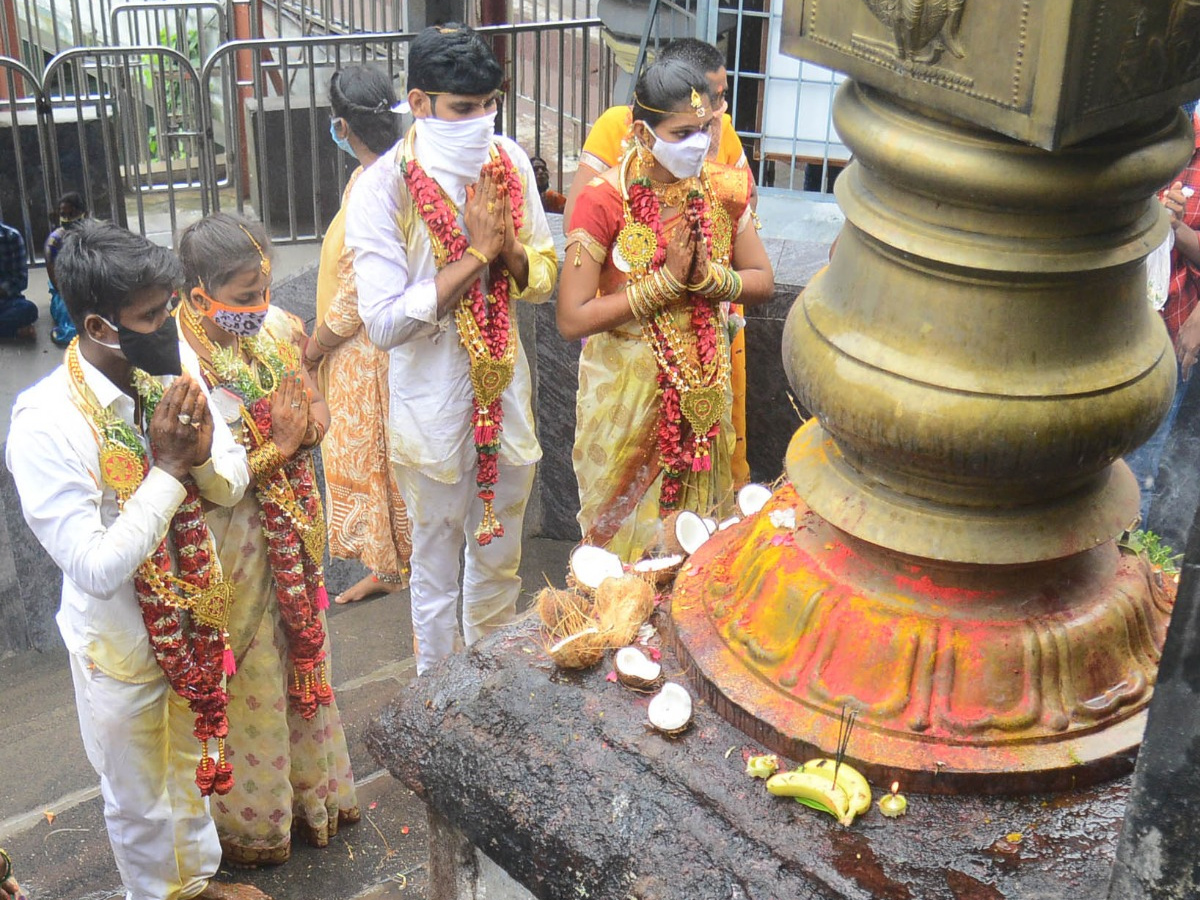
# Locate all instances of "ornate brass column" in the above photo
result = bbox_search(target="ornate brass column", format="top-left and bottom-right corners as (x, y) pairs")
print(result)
(669, 1), (1200, 792)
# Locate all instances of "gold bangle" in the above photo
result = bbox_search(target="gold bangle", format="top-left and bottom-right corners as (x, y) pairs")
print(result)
(465, 246), (491, 266)
(0, 846), (13, 883)
(302, 420), (326, 449)
(311, 329), (336, 353)
(249, 440), (288, 481)
(658, 266), (685, 299)
(627, 279), (648, 319)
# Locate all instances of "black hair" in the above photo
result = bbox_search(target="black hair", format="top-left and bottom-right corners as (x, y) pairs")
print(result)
(529, 155), (547, 167)
(329, 66), (401, 156)
(56, 219), (181, 327)
(631, 58), (713, 128)
(659, 38), (725, 75)
(407, 24), (502, 99)
(58, 191), (87, 217)
(177, 212), (273, 294)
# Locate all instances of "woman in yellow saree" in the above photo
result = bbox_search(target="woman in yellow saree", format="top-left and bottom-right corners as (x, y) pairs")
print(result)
(558, 58), (775, 562)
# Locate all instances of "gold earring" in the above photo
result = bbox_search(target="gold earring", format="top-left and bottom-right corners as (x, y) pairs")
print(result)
(635, 136), (654, 170)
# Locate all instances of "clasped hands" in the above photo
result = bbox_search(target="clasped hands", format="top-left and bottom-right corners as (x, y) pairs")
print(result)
(463, 165), (522, 269)
(150, 375), (214, 481)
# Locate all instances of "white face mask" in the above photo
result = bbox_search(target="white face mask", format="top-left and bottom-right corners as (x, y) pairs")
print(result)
(647, 126), (711, 180)
(416, 111), (497, 186)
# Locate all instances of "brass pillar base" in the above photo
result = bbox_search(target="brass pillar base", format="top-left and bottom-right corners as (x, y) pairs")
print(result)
(668, 475), (1174, 794)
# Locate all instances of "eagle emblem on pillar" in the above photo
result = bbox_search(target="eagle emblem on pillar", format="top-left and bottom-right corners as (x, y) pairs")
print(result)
(860, 0), (967, 63)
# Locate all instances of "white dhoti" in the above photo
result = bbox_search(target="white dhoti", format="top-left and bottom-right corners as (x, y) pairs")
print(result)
(393, 462), (535, 674)
(69, 654), (222, 900)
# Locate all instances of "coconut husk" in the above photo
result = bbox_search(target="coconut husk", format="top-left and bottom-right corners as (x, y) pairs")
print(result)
(546, 627), (607, 669)
(537, 586), (606, 669)
(535, 586), (594, 632)
(593, 575), (656, 646)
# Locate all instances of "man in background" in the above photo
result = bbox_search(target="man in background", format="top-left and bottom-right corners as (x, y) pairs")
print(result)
(0, 218), (38, 341)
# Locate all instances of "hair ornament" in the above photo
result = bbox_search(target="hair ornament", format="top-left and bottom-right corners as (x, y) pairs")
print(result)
(237, 224), (271, 278)
(634, 90), (708, 119)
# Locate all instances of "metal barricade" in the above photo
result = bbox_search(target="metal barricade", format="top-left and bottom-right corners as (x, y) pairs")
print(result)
(42, 45), (213, 239)
(1, 14), (615, 251)
(201, 19), (612, 242)
(0, 54), (53, 263)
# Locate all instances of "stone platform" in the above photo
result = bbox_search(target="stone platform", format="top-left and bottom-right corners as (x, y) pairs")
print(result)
(366, 611), (1126, 900)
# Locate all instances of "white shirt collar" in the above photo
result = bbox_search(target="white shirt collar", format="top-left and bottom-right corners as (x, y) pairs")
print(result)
(76, 345), (133, 412)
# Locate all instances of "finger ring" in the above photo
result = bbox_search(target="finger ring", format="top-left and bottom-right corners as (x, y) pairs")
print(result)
(190, 420), (202, 429)
(291, 401), (301, 408)
(487, 201), (496, 213)
(177, 413), (192, 426)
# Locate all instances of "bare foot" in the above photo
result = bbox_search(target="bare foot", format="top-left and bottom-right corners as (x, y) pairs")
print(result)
(334, 572), (406, 605)
(196, 881), (273, 900)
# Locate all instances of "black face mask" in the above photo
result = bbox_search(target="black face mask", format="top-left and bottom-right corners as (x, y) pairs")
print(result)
(95, 315), (183, 377)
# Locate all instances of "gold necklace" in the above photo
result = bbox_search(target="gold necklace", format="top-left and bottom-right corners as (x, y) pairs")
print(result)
(648, 174), (701, 211)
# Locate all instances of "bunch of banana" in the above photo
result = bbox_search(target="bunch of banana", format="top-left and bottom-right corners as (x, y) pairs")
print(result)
(764, 759), (873, 826)
(799, 758), (872, 821)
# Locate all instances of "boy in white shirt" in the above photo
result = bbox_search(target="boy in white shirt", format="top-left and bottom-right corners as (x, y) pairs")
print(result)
(7, 220), (266, 900)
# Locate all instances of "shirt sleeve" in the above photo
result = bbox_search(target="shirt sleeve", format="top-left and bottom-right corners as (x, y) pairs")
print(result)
(7, 415), (188, 601)
(505, 142), (559, 305)
(345, 158), (443, 350)
(189, 402), (248, 508)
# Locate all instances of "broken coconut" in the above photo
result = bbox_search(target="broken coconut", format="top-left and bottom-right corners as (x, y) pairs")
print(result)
(717, 516), (740, 531)
(535, 585), (594, 633)
(737, 483), (773, 517)
(547, 627), (606, 669)
(593, 574), (656, 646)
(568, 544), (625, 593)
(703, 517), (718, 534)
(613, 646), (663, 691)
(632, 553), (685, 588)
(648, 681), (694, 735)
(674, 510), (711, 556)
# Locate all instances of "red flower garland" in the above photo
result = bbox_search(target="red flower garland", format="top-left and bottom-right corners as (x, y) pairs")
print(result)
(404, 146), (525, 545)
(190, 328), (334, 723)
(135, 481), (234, 795)
(244, 390), (333, 720)
(627, 180), (724, 510)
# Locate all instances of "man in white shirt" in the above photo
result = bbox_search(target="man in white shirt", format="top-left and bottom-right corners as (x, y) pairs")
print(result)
(7, 221), (266, 900)
(345, 24), (558, 675)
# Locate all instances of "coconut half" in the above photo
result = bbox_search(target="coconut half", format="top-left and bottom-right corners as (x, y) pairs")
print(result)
(738, 483), (773, 517)
(717, 516), (740, 531)
(614, 646), (663, 691)
(632, 553), (685, 588)
(569, 544), (625, 593)
(674, 510), (711, 556)
(702, 517), (718, 534)
(547, 627), (605, 669)
(648, 681), (694, 735)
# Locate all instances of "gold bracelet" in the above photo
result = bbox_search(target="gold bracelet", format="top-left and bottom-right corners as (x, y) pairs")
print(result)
(0, 846), (12, 883)
(465, 246), (491, 266)
(249, 441), (288, 481)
